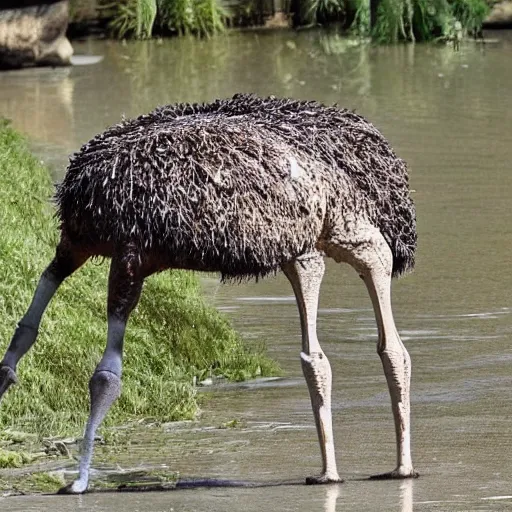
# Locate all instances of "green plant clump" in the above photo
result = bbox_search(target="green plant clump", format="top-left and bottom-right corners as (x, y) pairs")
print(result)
(297, 0), (346, 25)
(0, 449), (34, 469)
(107, 0), (232, 39)
(0, 120), (279, 437)
(350, 0), (489, 42)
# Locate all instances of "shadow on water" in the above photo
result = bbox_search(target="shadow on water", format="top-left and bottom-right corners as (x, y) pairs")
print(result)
(15, 479), (417, 512)
(76, 478), (416, 512)
(85, 477), (306, 492)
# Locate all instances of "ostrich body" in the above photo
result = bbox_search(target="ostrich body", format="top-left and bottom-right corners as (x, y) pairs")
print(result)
(0, 94), (417, 493)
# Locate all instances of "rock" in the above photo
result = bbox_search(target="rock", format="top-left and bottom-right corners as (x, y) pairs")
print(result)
(264, 12), (290, 29)
(484, 1), (512, 27)
(0, 1), (73, 69)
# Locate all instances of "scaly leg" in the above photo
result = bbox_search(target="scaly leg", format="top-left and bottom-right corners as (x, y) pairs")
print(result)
(58, 251), (144, 494)
(354, 232), (418, 479)
(0, 240), (88, 401)
(282, 252), (342, 484)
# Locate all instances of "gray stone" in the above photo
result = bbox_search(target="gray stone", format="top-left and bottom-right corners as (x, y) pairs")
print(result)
(0, 1), (73, 69)
(485, 1), (512, 26)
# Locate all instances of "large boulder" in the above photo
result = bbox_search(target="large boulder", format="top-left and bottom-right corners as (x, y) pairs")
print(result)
(484, 1), (512, 27)
(0, 0), (73, 69)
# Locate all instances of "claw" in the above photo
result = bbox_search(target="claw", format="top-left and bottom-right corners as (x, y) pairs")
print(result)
(57, 480), (88, 495)
(306, 474), (344, 485)
(0, 365), (18, 399)
(370, 468), (419, 480)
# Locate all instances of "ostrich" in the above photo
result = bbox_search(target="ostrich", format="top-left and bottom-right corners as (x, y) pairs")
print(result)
(0, 94), (417, 493)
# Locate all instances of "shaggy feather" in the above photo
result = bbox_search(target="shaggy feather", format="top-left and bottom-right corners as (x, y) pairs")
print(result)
(56, 94), (416, 280)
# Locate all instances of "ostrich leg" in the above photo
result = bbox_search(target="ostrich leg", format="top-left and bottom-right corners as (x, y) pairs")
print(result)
(351, 230), (417, 479)
(59, 251), (144, 494)
(282, 253), (342, 484)
(0, 240), (88, 401)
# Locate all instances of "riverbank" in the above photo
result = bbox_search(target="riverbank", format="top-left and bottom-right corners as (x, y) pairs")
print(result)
(1, 1), (509, 71)
(66, 0), (507, 44)
(0, 120), (279, 480)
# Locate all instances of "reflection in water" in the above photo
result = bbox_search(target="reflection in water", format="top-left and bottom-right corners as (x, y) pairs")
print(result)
(315, 33), (372, 98)
(322, 479), (412, 512)
(0, 66), (76, 172)
(318, 475), (413, 512)
(1, 29), (510, 182)
(0, 67), (75, 148)
(3, 28), (509, 179)
(400, 479), (414, 512)
(324, 484), (341, 512)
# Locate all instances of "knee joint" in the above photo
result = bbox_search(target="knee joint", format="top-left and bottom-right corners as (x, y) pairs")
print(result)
(377, 345), (410, 367)
(89, 370), (121, 400)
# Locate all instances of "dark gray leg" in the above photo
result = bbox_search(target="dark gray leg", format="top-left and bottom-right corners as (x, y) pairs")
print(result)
(0, 240), (88, 401)
(59, 252), (144, 494)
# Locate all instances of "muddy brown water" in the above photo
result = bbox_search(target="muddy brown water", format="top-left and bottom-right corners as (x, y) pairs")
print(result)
(1, 29), (512, 511)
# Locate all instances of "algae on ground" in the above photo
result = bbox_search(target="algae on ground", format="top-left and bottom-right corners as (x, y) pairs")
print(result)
(0, 120), (279, 438)
(25, 471), (66, 492)
(0, 449), (34, 469)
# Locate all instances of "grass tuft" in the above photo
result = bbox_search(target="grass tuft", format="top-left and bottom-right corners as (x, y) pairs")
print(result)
(25, 472), (66, 492)
(0, 449), (34, 468)
(0, 120), (279, 438)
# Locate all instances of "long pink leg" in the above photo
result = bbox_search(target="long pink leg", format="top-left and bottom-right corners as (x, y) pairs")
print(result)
(351, 231), (417, 479)
(283, 252), (342, 484)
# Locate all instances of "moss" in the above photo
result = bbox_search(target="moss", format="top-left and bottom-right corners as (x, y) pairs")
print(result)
(218, 419), (244, 429)
(0, 120), (279, 438)
(0, 471), (66, 494)
(25, 472), (66, 493)
(0, 465), (181, 493)
(0, 449), (34, 469)
(0, 430), (38, 445)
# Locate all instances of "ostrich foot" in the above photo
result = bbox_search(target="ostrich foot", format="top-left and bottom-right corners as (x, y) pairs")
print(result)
(57, 478), (89, 495)
(306, 473), (344, 485)
(0, 365), (18, 399)
(370, 466), (419, 480)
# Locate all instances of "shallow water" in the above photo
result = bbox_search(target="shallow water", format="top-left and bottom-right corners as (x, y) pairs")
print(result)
(1, 29), (512, 511)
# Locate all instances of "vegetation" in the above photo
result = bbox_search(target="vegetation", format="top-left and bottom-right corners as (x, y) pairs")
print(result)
(349, 0), (490, 42)
(23, 472), (67, 493)
(69, 0), (489, 43)
(295, 0), (347, 25)
(101, 0), (232, 38)
(297, 0), (490, 41)
(109, 0), (158, 39)
(0, 467), (182, 494)
(0, 449), (34, 469)
(0, 120), (279, 438)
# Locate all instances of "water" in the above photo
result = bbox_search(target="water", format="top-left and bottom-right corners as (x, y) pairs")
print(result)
(1, 29), (512, 510)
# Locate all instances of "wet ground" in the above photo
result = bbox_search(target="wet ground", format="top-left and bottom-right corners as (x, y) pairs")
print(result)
(1, 28), (512, 511)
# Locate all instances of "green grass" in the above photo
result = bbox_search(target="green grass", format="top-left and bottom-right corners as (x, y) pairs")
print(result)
(0, 449), (34, 469)
(0, 119), (279, 438)
(24, 472), (66, 493)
